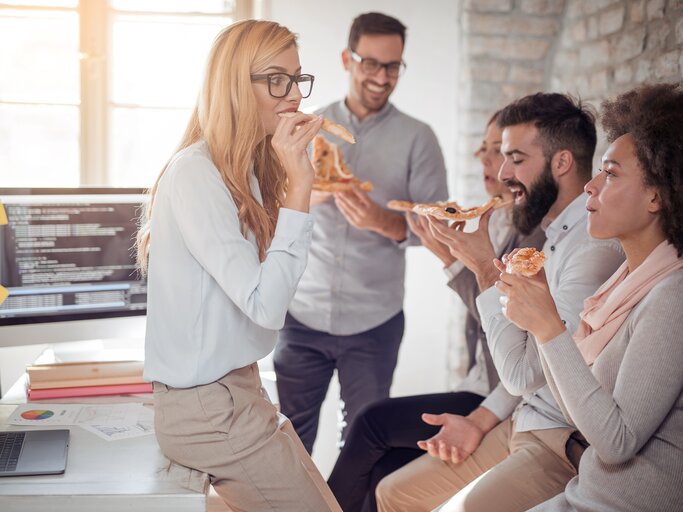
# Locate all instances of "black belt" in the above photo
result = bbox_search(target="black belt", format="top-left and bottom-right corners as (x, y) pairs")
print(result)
(566, 431), (589, 470)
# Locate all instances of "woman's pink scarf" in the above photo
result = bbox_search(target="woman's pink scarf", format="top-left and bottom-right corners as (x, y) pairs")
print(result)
(574, 240), (683, 365)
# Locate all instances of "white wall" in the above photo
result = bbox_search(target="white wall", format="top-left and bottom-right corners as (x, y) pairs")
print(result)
(0, 345), (46, 396)
(260, 0), (459, 180)
(260, 0), (462, 477)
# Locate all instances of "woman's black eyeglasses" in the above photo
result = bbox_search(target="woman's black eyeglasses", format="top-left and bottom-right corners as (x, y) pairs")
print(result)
(250, 73), (315, 98)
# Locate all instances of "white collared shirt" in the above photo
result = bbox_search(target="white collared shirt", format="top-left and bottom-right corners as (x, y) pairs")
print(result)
(144, 141), (314, 388)
(477, 193), (625, 430)
(447, 207), (514, 396)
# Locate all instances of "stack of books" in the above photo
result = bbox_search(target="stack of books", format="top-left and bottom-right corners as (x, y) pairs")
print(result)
(26, 359), (152, 400)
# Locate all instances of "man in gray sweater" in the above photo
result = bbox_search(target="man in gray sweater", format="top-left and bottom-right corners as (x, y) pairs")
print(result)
(376, 93), (625, 512)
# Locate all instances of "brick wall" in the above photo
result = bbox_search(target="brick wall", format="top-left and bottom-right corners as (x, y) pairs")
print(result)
(555, 0), (682, 98)
(452, 0), (565, 205)
(448, 0), (567, 386)
(453, 0), (682, 205)
(550, 0), (683, 156)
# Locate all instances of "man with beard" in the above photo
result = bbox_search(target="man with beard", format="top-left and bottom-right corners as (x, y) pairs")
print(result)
(274, 12), (448, 454)
(374, 93), (625, 512)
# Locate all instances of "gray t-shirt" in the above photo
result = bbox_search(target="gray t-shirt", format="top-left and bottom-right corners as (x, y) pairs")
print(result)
(289, 100), (448, 335)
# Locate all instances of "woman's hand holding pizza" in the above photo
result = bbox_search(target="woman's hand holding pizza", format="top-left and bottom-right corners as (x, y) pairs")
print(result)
(493, 258), (566, 344)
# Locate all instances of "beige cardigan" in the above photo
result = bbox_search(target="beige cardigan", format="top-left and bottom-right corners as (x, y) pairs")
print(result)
(531, 269), (683, 512)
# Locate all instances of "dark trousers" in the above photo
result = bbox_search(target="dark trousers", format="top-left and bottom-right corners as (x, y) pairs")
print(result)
(327, 391), (485, 512)
(273, 311), (405, 454)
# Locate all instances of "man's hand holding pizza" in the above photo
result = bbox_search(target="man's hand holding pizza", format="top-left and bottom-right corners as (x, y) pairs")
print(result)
(334, 185), (407, 241)
(427, 209), (499, 292)
(406, 213), (455, 267)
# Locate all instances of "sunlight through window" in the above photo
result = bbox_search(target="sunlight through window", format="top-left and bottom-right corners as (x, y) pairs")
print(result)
(0, 1), (241, 187)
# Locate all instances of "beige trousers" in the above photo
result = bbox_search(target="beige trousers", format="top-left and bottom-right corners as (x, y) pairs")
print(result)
(376, 416), (580, 512)
(153, 363), (341, 512)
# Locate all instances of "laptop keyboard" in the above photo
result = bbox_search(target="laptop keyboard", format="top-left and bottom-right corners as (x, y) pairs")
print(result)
(0, 431), (25, 472)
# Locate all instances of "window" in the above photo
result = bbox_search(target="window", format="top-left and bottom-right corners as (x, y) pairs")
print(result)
(0, 0), (249, 187)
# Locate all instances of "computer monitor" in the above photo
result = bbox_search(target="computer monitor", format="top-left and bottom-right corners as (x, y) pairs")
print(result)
(0, 188), (148, 349)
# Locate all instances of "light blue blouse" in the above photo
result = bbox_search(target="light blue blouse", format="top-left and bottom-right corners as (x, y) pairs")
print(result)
(144, 141), (314, 388)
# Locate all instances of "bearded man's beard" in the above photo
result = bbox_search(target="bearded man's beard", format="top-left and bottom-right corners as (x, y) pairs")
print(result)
(510, 161), (559, 235)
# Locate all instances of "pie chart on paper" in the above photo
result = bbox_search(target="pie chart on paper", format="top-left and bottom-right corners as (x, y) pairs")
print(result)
(20, 409), (55, 421)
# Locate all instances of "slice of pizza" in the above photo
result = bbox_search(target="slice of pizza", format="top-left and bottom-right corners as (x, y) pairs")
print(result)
(503, 247), (547, 277)
(387, 199), (461, 213)
(386, 200), (418, 212)
(311, 135), (373, 192)
(279, 111), (356, 144)
(412, 196), (512, 221)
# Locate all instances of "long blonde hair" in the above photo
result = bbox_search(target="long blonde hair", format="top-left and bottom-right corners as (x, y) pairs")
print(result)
(136, 20), (297, 272)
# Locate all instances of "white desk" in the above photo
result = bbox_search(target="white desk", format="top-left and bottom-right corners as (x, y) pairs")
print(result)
(0, 380), (207, 512)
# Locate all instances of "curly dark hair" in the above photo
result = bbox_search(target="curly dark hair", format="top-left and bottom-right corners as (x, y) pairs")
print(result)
(497, 92), (597, 181)
(600, 82), (683, 256)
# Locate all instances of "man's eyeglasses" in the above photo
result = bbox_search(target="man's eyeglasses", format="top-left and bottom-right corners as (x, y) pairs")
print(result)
(349, 50), (406, 78)
(250, 73), (315, 98)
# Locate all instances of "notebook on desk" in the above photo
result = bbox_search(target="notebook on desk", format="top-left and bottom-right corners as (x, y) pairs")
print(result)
(0, 429), (69, 477)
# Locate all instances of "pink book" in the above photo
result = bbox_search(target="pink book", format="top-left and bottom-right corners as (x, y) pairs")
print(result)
(28, 382), (153, 400)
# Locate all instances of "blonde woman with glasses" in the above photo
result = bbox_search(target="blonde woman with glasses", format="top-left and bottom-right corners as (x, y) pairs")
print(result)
(137, 19), (341, 511)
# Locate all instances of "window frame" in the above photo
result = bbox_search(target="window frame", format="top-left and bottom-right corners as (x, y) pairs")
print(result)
(0, 0), (252, 185)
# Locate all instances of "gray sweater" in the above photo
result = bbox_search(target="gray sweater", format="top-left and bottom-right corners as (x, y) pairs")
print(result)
(530, 269), (683, 512)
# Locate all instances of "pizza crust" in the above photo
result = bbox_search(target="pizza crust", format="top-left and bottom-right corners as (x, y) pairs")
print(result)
(504, 247), (547, 277)
(314, 179), (374, 193)
(386, 200), (417, 212)
(321, 118), (356, 144)
(279, 111), (356, 144)
(387, 200), (461, 213)
(409, 196), (512, 221)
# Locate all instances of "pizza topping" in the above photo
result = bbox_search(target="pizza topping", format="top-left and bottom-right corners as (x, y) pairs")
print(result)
(311, 135), (373, 192)
(504, 248), (547, 277)
(408, 196), (512, 221)
(331, 143), (353, 179)
(387, 200), (460, 213)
